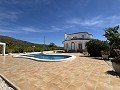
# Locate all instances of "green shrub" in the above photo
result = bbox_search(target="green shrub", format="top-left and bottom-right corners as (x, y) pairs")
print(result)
(86, 39), (109, 57)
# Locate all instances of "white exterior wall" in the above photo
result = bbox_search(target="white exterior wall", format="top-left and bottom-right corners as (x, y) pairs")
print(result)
(65, 33), (92, 40)
(63, 40), (89, 52)
(87, 34), (93, 38)
(63, 32), (92, 52)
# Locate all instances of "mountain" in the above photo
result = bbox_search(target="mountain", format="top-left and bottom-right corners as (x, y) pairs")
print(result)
(0, 35), (63, 53)
(0, 35), (39, 46)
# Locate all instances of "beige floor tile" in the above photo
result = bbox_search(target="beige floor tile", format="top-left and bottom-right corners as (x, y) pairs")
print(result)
(96, 82), (111, 90)
(0, 53), (120, 90)
(110, 78), (120, 86)
(80, 85), (94, 90)
(58, 81), (70, 89)
(65, 84), (78, 90)
(111, 86), (120, 90)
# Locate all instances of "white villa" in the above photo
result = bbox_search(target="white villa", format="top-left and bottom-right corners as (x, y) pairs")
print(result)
(63, 32), (93, 52)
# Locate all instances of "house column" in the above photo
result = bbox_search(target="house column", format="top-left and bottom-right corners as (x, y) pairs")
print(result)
(2, 43), (6, 56)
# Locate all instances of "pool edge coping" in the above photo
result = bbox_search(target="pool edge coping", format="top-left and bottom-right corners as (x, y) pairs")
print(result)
(13, 53), (76, 62)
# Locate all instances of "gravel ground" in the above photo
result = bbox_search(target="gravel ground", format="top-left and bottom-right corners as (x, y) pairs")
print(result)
(0, 77), (14, 90)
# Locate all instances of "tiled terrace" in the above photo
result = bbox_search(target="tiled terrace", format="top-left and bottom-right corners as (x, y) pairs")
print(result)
(0, 53), (120, 90)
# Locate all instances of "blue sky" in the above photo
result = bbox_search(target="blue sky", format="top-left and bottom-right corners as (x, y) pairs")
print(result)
(0, 0), (120, 46)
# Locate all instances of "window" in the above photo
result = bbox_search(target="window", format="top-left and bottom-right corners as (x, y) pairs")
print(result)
(82, 35), (84, 38)
(73, 36), (77, 39)
(66, 36), (69, 40)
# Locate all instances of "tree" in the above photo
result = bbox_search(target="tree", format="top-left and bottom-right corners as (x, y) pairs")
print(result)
(103, 25), (120, 49)
(49, 42), (56, 47)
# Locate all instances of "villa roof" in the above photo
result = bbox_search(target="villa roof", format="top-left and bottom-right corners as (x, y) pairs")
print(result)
(64, 38), (93, 41)
(67, 32), (93, 36)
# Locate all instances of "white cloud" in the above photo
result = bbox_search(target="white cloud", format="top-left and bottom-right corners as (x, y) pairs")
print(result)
(50, 26), (64, 31)
(66, 16), (103, 27)
(50, 25), (75, 32)
(0, 11), (22, 22)
(1, 24), (75, 34)
(106, 16), (120, 26)
(21, 27), (40, 32)
(0, 24), (62, 34)
(66, 15), (120, 28)
(0, 28), (21, 33)
(0, 24), (43, 33)
(0, 7), (22, 22)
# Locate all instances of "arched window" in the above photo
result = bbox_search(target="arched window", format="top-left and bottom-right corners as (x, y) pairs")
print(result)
(73, 36), (77, 39)
(82, 35), (84, 38)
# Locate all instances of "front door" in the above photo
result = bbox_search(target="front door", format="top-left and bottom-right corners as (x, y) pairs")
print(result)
(78, 43), (82, 49)
(71, 42), (75, 51)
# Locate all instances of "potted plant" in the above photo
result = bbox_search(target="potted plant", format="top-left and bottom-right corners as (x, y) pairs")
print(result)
(83, 49), (89, 55)
(101, 50), (109, 60)
(111, 49), (120, 74)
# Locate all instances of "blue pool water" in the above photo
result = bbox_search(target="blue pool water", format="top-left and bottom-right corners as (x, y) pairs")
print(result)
(21, 54), (72, 61)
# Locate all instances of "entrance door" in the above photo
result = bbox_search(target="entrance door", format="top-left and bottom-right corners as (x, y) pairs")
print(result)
(78, 43), (82, 49)
(71, 42), (75, 51)
(66, 43), (69, 52)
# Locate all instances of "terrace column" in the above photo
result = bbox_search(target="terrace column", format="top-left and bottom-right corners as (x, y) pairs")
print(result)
(3, 43), (6, 56)
(0, 42), (6, 56)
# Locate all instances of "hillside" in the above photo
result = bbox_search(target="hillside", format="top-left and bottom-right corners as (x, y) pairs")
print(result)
(0, 35), (63, 53)
(0, 35), (39, 46)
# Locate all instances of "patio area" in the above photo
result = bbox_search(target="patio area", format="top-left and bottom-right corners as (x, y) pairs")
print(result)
(0, 53), (120, 90)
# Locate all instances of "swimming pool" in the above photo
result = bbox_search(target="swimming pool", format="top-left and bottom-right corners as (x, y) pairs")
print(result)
(14, 53), (76, 61)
